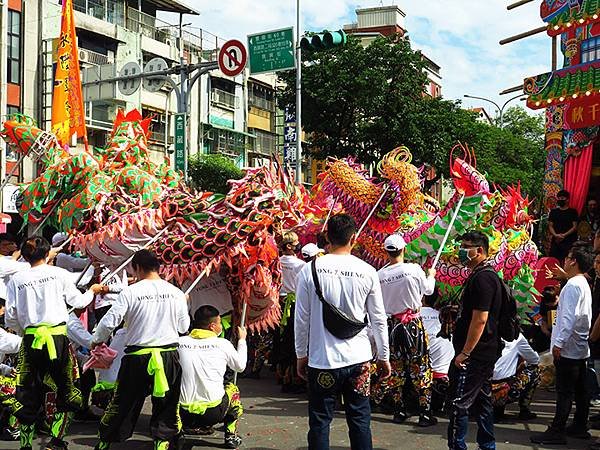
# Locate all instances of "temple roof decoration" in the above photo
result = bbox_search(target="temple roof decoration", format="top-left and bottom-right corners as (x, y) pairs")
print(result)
(524, 59), (600, 108)
(542, 0), (600, 36)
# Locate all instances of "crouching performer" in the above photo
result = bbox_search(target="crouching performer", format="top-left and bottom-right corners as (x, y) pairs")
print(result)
(179, 306), (247, 449)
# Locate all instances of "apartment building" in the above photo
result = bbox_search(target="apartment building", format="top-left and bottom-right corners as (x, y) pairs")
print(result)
(344, 5), (443, 98)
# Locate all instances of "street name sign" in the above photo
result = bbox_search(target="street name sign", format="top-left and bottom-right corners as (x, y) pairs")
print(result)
(248, 27), (295, 74)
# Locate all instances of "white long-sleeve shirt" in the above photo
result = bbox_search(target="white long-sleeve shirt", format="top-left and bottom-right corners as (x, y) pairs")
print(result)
(6, 264), (94, 332)
(551, 274), (592, 360)
(67, 312), (92, 349)
(185, 273), (233, 316)
(493, 333), (539, 380)
(179, 333), (247, 405)
(56, 253), (90, 273)
(0, 257), (29, 300)
(378, 262), (435, 315)
(97, 328), (127, 385)
(421, 306), (454, 375)
(92, 278), (190, 348)
(295, 254), (389, 369)
(280, 255), (306, 296)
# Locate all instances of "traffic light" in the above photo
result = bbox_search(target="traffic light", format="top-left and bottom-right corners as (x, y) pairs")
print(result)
(300, 30), (347, 51)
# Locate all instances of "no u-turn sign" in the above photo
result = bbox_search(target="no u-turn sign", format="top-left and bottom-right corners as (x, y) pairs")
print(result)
(218, 40), (248, 77)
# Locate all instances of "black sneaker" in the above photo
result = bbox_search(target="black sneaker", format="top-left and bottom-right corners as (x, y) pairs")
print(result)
(518, 409), (537, 420)
(184, 426), (215, 435)
(19, 447), (32, 450)
(224, 433), (242, 449)
(45, 437), (69, 450)
(417, 413), (438, 427)
(2, 426), (19, 441)
(565, 423), (591, 439)
(392, 410), (409, 424)
(530, 427), (567, 445)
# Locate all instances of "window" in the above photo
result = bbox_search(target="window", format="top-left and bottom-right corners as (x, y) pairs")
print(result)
(581, 36), (600, 64)
(7, 10), (21, 84)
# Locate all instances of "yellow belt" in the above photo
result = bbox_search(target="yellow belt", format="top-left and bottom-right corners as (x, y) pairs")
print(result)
(24, 324), (67, 360)
(128, 347), (177, 398)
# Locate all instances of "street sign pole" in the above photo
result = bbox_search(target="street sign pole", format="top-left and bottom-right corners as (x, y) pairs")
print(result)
(295, 0), (302, 184)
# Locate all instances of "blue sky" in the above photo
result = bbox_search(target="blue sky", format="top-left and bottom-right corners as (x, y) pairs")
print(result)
(172, 0), (552, 117)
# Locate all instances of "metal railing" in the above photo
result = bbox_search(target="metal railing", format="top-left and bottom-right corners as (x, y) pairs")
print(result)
(249, 131), (277, 155)
(73, 0), (125, 27)
(249, 95), (275, 112)
(211, 89), (238, 109)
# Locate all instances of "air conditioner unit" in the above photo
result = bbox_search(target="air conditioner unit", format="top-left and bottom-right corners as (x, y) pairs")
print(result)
(79, 49), (90, 63)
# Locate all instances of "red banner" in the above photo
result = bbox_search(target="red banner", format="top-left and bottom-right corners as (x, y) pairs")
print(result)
(556, 95), (600, 130)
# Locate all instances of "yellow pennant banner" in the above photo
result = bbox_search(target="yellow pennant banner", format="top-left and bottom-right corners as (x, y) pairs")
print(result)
(51, 0), (87, 148)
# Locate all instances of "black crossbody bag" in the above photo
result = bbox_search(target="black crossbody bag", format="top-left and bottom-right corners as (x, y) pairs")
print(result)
(311, 259), (368, 340)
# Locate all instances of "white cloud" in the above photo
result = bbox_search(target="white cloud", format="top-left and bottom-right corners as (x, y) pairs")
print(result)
(167, 0), (551, 114)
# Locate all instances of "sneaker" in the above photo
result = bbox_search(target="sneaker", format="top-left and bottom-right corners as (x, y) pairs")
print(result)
(417, 413), (438, 427)
(45, 437), (69, 450)
(392, 410), (409, 424)
(591, 398), (600, 407)
(565, 423), (591, 439)
(184, 426), (215, 435)
(224, 433), (242, 449)
(518, 409), (537, 420)
(2, 426), (19, 441)
(530, 427), (567, 445)
(19, 447), (32, 450)
(73, 408), (100, 422)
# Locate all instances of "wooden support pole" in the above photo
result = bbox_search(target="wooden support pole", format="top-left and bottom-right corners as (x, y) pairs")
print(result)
(507, 0), (535, 10)
(500, 26), (547, 45)
(500, 85), (524, 95)
(552, 35), (558, 71)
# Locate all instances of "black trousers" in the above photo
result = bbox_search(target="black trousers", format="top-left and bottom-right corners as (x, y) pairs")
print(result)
(98, 348), (181, 442)
(551, 357), (589, 431)
(15, 334), (81, 425)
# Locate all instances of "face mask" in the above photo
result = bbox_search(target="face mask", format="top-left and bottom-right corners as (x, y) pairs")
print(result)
(557, 199), (567, 207)
(458, 248), (474, 265)
(294, 243), (302, 253)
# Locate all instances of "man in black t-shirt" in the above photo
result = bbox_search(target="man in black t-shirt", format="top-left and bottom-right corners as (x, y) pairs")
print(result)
(447, 231), (502, 450)
(549, 190), (579, 261)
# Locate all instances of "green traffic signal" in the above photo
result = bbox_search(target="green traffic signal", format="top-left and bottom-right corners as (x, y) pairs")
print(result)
(300, 30), (347, 51)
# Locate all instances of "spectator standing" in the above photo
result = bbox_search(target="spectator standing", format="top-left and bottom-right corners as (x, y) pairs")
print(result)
(548, 190), (579, 261)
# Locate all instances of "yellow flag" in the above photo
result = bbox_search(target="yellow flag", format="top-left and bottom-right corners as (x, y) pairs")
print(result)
(51, 0), (87, 148)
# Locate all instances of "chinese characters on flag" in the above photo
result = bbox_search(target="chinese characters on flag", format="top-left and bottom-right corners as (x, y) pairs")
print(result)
(51, 0), (87, 149)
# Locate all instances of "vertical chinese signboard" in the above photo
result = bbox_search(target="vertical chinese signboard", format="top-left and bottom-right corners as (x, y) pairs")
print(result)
(174, 113), (186, 172)
(283, 106), (297, 168)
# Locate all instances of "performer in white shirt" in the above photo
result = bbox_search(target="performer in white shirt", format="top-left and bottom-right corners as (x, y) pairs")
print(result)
(179, 305), (247, 449)
(295, 214), (390, 450)
(531, 245), (594, 445)
(491, 333), (540, 421)
(274, 231), (306, 393)
(421, 295), (455, 412)
(374, 234), (437, 427)
(6, 236), (103, 450)
(91, 250), (190, 450)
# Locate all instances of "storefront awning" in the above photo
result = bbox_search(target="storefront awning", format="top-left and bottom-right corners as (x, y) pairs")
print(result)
(205, 123), (257, 139)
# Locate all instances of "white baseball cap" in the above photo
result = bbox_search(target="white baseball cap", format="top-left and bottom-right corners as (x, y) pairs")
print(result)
(301, 243), (324, 258)
(52, 232), (68, 247)
(383, 234), (407, 251)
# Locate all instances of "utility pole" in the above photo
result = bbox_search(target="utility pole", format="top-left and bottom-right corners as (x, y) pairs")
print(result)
(295, 0), (302, 184)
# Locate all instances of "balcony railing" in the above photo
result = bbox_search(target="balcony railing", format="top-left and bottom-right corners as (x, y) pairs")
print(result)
(73, 1), (226, 59)
(211, 89), (238, 109)
(73, 0), (125, 27)
(249, 95), (275, 112)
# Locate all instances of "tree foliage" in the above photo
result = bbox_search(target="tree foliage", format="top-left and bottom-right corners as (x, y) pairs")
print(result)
(278, 35), (546, 198)
(188, 154), (244, 194)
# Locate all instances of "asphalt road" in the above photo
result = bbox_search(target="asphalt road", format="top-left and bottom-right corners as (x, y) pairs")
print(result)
(4, 372), (597, 449)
